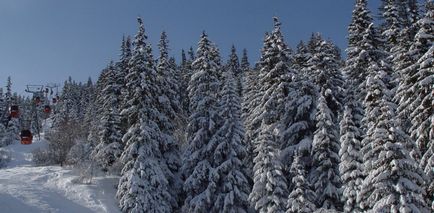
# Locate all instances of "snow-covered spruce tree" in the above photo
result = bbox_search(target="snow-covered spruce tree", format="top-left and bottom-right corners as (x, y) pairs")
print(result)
(117, 35), (132, 134)
(413, 45), (434, 204)
(344, 0), (373, 91)
(247, 18), (291, 212)
(91, 62), (123, 172)
(202, 66), (250, 212)
(305, 35), (344, 119)
(250, 123), (288, 213)
(358, 71), (429, 212)
(408, 6), (433, 158)
(181, 32), (222, 212)
(179, 49), (193, 115)
(242, 33), (270, 170)
(116, 17), (176, 212)
(286, 150), (316, 213)
(338, 83), (364, 213)
(292, 40), (311, 75)
(394, 3), (433, 135)
(310, 90), (341, 210)
(240, 48), (256, 181)
(156, 31), (183, 207)
(379, 0), (404, 53)
(5, 76), (12, 110)
(421, 114), (434, 210)
(226, 45), (242, 96)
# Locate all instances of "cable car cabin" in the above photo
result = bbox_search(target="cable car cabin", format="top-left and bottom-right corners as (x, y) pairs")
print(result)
(43, 105), (51, 114)
(9, 105), (19, 118)
(52, 97), (57, 104)
(20, 130), (33, 145)
(35, 97), (41, 105)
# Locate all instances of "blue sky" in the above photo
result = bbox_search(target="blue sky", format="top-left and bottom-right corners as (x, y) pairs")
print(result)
(0, 0), (383, 94)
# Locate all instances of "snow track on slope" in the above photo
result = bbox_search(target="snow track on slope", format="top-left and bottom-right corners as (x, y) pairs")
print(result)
(0, 134), (120, 213)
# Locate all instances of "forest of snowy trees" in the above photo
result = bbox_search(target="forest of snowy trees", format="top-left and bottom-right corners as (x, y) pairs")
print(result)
(0, 0), (433, 212)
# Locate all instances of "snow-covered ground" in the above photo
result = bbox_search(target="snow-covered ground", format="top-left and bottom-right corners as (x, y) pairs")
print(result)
(0, 134), (121, 213)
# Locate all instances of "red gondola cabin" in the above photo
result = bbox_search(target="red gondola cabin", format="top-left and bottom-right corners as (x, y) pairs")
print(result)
(9, 105), (19, 118)
(43, 105), (51, 114)
(20, 130), (33, 145)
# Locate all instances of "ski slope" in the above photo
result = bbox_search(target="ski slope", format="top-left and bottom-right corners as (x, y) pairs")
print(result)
(0, 135), (121, 213)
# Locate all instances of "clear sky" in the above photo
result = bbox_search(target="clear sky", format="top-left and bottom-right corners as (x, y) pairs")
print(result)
(0, 0), (383, 94)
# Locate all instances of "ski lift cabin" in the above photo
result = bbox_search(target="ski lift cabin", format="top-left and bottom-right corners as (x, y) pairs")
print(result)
(20, 130), (33, 145)
(43, 105), (51, 114)
(9, 105), (19, 118)
(52, 97), (57, 104)
(35, 96), (41, 105)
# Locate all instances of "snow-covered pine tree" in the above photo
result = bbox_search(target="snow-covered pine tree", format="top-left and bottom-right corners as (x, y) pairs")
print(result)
(338, 83), (364, 213)
(0, 88), (6, 124)
(156, 31), (183, 208)
(249, 17), (316, 212)
(345, 0), (373, 90)
(250, 123), (288, 213)
(305, 35), (344, 120)
(412, 44), (434, 204)
(179, 49), (193, 115)
(203, 65), (250, 212)
(240, 48), (256, 182)
(292, 40), (311, 75)
(395, 3), (433, 135)
(286, 150), (316, 213)
(408, 5), (433, 158)
(358, 71), (429, 212)
(379, 0), (404, 53)
(157, 31), (181, 116)
(118, 35), (132, 134)
(242, 33), (270, 170)
(91, 62), (123, 172)
(358, 24), (429, 211)
(226, 45), (242, 96)
(116, 17), (176, 212)
(310, 90), (341, 210)
(5, 77), (12, 110)
(181, 32), (222, 212)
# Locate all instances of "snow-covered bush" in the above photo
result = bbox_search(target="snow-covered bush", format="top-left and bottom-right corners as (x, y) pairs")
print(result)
(0, 149), (11, 168)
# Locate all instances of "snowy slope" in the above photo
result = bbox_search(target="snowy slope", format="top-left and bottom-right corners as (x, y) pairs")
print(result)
(0, 135), (121, 213)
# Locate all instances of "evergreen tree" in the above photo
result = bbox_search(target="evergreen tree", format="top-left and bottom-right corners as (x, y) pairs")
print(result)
(310, 91), (341, 210)
(358, 72), (429, 212)
(226, 45), (242, 96)
(344, 0), (373, 89)
(286, 150), (316, 213)
(204, 66), (250, 212)
(116, 17), (176, 212)
(339, 84), (364, 213)
(395, 4), (433, 143)
(181, 32), (222, 212)
(118, 35), (132, 134)
(292, 41), (311, 75)
(250, 123), (288, 213)
(156, 31), (183, 207)
(91, 63), (123, 172)
(305, 35), (344, 119)
(358, 23), (428, 211)
(240, 48), (255, 182)
(179, 49), (192, 115)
